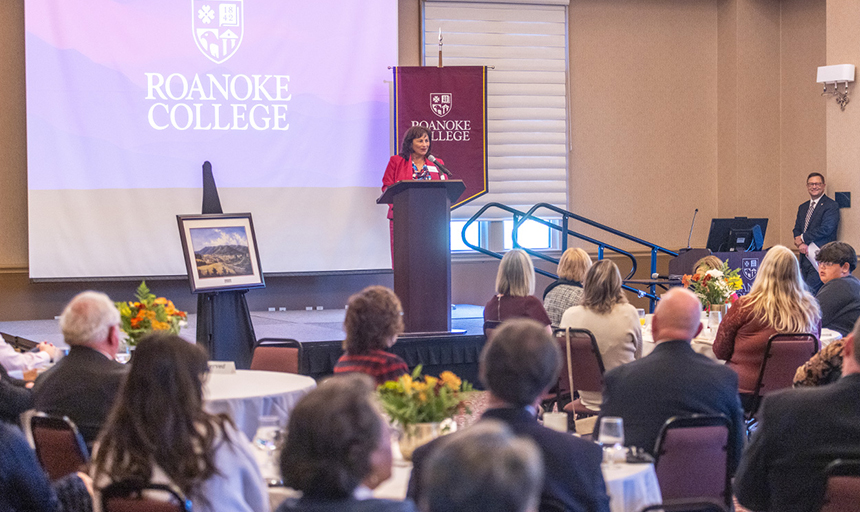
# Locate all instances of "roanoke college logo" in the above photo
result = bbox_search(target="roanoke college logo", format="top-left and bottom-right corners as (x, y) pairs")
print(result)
(193, 0), (243, 64)
(431, 93), (452, 117)
(742, 258), (758, 281)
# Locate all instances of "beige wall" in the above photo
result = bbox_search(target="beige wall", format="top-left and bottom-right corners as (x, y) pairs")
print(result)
(0, 0), (844, 319)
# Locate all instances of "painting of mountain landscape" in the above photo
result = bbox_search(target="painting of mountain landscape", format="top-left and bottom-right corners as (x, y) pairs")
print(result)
(189, 226), (253, 278)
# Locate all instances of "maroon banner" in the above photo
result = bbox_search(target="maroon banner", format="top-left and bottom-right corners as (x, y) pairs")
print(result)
(394, 66), (488, 209)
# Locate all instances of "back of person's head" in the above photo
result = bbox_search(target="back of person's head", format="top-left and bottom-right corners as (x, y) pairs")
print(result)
(421, 420), (543, 512)
(652, 288), (702, 342)
(59, 291), (120, 347)
(496, 249), (536, 297)
(343, 286), (404, 354)
(746, 245), (820, 332)
(93, 333), (228, 498)
(480, 319), (561, 407)
(580, 259), (627, 314)
(281, 373), (385, 499)
(816, 241), (857, 273)
(694, 255), (723, 274)
(557, 248), (592, 282)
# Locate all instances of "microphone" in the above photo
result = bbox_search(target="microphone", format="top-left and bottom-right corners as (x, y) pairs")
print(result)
(427, 155), (452, 177)
(652, 272), (682, 280)
(686, 208), (699, 249)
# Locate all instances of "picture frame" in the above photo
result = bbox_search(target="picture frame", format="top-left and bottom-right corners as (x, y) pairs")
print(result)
(176, 213), (265, 293)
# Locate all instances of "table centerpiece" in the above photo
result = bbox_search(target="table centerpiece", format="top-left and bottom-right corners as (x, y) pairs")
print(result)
(682, 260), (743, 312)
(115, 281), (188, 346)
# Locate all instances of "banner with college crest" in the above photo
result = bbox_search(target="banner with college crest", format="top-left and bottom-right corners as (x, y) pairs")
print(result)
(394, 66), (488, 209)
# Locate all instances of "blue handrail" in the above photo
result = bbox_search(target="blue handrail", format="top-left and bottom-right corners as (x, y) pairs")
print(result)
(461, 202), (679, 310)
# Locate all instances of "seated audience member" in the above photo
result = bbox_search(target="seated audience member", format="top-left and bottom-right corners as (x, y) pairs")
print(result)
(278, 374), (417, 512)
(734, 317), (860, 512)
(32, 291), (128, 447)
(543, 247), (592, 327)
(334, 286), (409, 385)
(693, 255), (724, 274)
(794, 337), (845, 387)
(421, 421), (543, 512)
(0, 337), (57, 372)
(0, 364), (32, 424)
(596, 288), (744, 468)
(713, 245), (820, 399)
(91, 333), (268, 512)
(484, 249), (552, 329)
(0, 421), (93, 512)
(559, 259), (642, 412)
(408, 319), (610, 512)
(814, 241), (860, 336)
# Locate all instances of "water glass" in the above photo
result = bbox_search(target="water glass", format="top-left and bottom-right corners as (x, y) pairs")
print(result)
(598, 417), (625, 464)
(708, 310), (722, 330)
(254, 416), (284, 474)
(115, 341), (131, 364)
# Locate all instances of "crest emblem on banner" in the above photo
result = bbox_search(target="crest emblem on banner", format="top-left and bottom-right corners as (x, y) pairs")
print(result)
(742, 258), (758, 281)
(430, 93), (452, 117)
(193, 0), (243, 64)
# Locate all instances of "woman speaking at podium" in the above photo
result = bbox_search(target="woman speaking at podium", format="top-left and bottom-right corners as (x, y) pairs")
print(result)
(382, 126), (447, 255)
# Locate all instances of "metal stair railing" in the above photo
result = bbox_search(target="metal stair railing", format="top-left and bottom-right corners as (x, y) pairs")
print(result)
(461, 202), (679, 311)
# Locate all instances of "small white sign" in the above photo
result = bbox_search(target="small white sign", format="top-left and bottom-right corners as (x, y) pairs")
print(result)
(208, 360), (237, 374)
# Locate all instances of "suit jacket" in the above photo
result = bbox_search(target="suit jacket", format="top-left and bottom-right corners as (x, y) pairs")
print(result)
(597, 340), (745, 473)
(407, 407), (610, 512)
(276, 497), (418, 512)
(32, 346), (127, 448)
(0, 363), (33, 425)
(734, 373), (860, 512)
(792, 194), (840, 246)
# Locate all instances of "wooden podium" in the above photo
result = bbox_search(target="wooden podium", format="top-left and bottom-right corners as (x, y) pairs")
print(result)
(378, 180), (466, 333)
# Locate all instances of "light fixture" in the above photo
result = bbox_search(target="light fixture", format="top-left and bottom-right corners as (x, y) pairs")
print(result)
(817, 64), (855, 111)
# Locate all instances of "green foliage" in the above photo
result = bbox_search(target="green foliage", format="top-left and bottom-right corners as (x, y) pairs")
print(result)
(377, 365), (472, 427)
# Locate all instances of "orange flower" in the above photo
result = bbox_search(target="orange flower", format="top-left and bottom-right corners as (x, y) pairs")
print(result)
(440, 371), (462, 390)
(153, 297), (168, 305)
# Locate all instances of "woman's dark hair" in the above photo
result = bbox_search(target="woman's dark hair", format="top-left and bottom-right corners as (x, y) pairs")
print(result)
(399, 125), (432, 160)
(343, 286), (404, 354)
(280, 374), (383, 499)
(91, 333), (232, 499)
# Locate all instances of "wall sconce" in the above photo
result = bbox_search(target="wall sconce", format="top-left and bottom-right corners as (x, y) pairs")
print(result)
(817, 64), (855, 111)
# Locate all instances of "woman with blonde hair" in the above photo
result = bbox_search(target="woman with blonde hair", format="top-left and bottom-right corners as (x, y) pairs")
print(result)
(543, 248), (592, 327)
(559, 259), (642, 412)
(483, 249), (551, 329)
(714, 245), (821, 397)
(694, 255), (724, 274)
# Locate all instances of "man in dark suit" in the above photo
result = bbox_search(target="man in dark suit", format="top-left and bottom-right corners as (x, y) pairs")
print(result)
(32, 291), (128, 447)
(407, 319), (610, 512)
(596, 288), (745, 471)
(793, 172), (840, 294)
(735, 317), (860, 512)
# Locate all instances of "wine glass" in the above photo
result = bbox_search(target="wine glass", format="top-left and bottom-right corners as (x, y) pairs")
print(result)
(598, 417), (625, 464)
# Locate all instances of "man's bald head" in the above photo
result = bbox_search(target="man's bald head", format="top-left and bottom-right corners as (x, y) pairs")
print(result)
(652, 288), (703, 343)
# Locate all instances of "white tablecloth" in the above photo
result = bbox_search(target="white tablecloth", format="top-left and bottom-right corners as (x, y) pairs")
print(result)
(602, 462), (662, 512)
(203, 370), (316, 439)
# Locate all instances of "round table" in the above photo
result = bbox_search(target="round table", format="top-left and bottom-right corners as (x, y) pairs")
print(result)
(602, 462), (662, 512)
(203, 370), (316, 439)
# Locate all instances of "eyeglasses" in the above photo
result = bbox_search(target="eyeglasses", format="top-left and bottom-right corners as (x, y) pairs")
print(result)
(818, 261), (839, 269)
(807, 182), (824, 188)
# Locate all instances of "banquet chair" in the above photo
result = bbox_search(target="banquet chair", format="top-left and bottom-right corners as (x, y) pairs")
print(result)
(746, 333), (819, 420)
(30, 413), (90, 481)
(818, 459), (860, 512)
(251, 338), (303, 374)
(640, 498), (728, 512)
(559, 328), (605, 419)
(653, 414), (731, 508)
(101, 481), (192, 512)
(540, 328), (573, 411)
(483, 320), (502, 341)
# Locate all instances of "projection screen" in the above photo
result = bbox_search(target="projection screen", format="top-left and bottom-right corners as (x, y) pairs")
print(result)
(25, 0), (397, 279)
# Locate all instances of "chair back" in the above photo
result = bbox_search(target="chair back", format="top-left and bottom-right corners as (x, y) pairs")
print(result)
(653, 414), (731, 507)
(101, 481), (192, 512)
(30, 413), (89, 481)
(749, 333), (819, 415)
(251, 338), (303, 374)
(483, 320), (502, 341)
(561, 328), (604, 395)
(819, 459), (860, 512)
(640, 498), (727, 512)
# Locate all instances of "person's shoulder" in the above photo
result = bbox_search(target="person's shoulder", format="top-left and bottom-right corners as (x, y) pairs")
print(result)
(527, 422), (602, 459)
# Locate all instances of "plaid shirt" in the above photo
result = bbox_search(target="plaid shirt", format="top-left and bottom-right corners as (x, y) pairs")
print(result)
(543, 282), (584, 327)
(334, 349), (409, 385)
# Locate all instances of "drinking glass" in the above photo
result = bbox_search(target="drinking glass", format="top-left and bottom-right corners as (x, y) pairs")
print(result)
(598, 417), (625, 464)
(708, 310), (722, 330)
(254, 415), (284, 481)
(115, 340), (131, 364)
(637, 308), (646, 326)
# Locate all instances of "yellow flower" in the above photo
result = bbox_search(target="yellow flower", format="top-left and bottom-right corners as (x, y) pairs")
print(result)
(151, 320), (170, 330)
(401, 374), (413, 393)
(424, 376), (439, 388)
(418, 392), (427, 402)
(153, 297), (168, 305)
(440, 371), (462, 390)
(412, 381), (428, 392)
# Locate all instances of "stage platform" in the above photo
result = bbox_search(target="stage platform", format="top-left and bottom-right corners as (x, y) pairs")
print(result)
(0, 305), (488, 385)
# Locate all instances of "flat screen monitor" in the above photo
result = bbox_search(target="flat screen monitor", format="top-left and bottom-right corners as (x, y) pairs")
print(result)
(706, 217), (768, 252)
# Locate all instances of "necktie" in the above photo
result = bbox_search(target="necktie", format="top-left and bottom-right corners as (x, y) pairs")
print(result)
(804, 200), (816, 232)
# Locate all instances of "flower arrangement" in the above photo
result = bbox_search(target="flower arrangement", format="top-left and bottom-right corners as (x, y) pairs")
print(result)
(377, 366), (473, 428)
(682, 260), (743, 309)
(115, 281), (188, 346)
